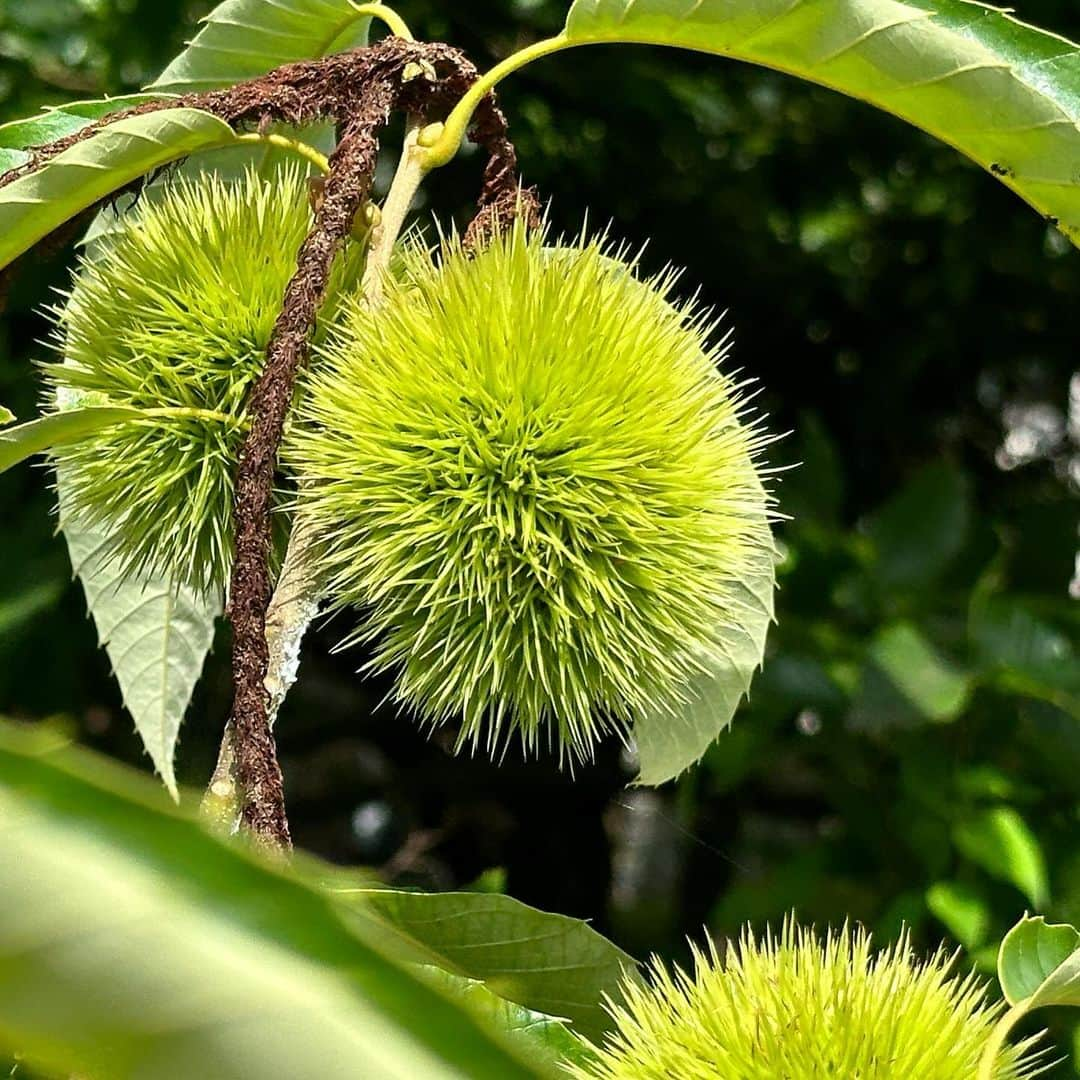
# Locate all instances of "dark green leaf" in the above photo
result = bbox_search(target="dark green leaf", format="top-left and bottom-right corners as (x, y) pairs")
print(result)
(865, 463), (971, 591)
(970, 595), (1080, 717)
(341, 888), (640, 1043)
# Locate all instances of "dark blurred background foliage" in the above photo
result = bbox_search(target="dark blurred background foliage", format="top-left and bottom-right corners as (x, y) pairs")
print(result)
(1, 0), (1078, 1069)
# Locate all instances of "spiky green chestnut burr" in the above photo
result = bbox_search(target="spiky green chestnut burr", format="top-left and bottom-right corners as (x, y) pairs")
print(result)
(46, 163), (364, 593)
(571, 921), (1043, 1080)
(289, 223), (774, 761)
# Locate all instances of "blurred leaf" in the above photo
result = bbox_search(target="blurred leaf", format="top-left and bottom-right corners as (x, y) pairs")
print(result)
(562, 0), (1080, 244)
(633, 532), (775, 785)
(342, 888), (640, 1043)
(0, 579), (65, 640)
(954, 806), (1049, 909)
(998, 914), (1080, 1007)
(151, 0), (372, 93)
(876, 890), (927, 941)
(867, 621), (971, 722)
(0, 722), (549, 1080)
(58, 469), (220, 798)
(0, 405), (14, 425)
(0, 108), (235, 271)
(0, 406), (144, 473)
(781, 410), (843, 524)
(971, 595), (1080, 718)
(956, 764), (1038, 804)
(849, 664), (934, 733)
(756, 653), (847, 714)
(865, 463), (971, 591)
(926, 880), (991, 951)
(0, 94), (167, 173)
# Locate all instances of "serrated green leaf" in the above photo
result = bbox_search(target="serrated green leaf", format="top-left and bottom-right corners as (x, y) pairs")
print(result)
(998, 914), (1080, 1007)
(341, 888), (641, 1043)
(0, 108), (236, 271)
(0, 407), (144, 474)
(151, 0), (372, 93)
(632, 528), (775, 785)
(0, 94), (169, 174)
(954, 806), (1049, 909)
(562, 0), (1080, 244)
(58, 467), (220, 798)
(0, 721), (548, 1080)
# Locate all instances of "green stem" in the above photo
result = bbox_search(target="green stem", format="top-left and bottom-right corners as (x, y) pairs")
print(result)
(976, 1000), (1030, 1080)
(347, 1), (413, 41)
(233, 133), (330, 174)
(143, 406), (244, 428)
(420, 34), (572, 168)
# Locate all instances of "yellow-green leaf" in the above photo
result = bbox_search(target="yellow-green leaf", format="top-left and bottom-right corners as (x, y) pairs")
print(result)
(998, 914), (1080, 1007)
(0, 722), (550, 1080)
(0, 108), (235, 271)
(151, 0), (372, 93)
(0, 94), (169, 173)
(0, 406), (144, 473)
(563, 0), (1080, 244)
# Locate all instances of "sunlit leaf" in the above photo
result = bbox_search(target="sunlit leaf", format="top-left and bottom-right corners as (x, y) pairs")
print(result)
(151, 0), (372, 93)
(633, 528), (775, 785)
(998, 914), (1080, 1007)
(0, 94), (168, 173)
(868, 622), (971, 722)
(0, 407), (144, 474)
(926, 880), (990, 951)
(424, 968), (594, 1069)
(563, 0), (1080, 245)
(0, 108), (237, 271)
(0, 722), (549, 1080)
(58, 468), (221, 799)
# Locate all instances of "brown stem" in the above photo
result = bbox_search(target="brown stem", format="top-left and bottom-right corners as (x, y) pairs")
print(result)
(2, 35), (537, 848)
(227, 81), (401, 848)
(221, 43), (530, 848)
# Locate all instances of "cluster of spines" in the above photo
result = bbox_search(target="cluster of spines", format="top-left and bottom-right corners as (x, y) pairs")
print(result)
(290, 222), (776, 761)
(46, 162), (364, 592)
(574, 919), (1045, 1079)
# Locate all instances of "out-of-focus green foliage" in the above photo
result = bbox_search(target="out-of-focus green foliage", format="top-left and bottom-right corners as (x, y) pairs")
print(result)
(0, 0), (1077, 1073)
(0, 720), (554, 1079)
